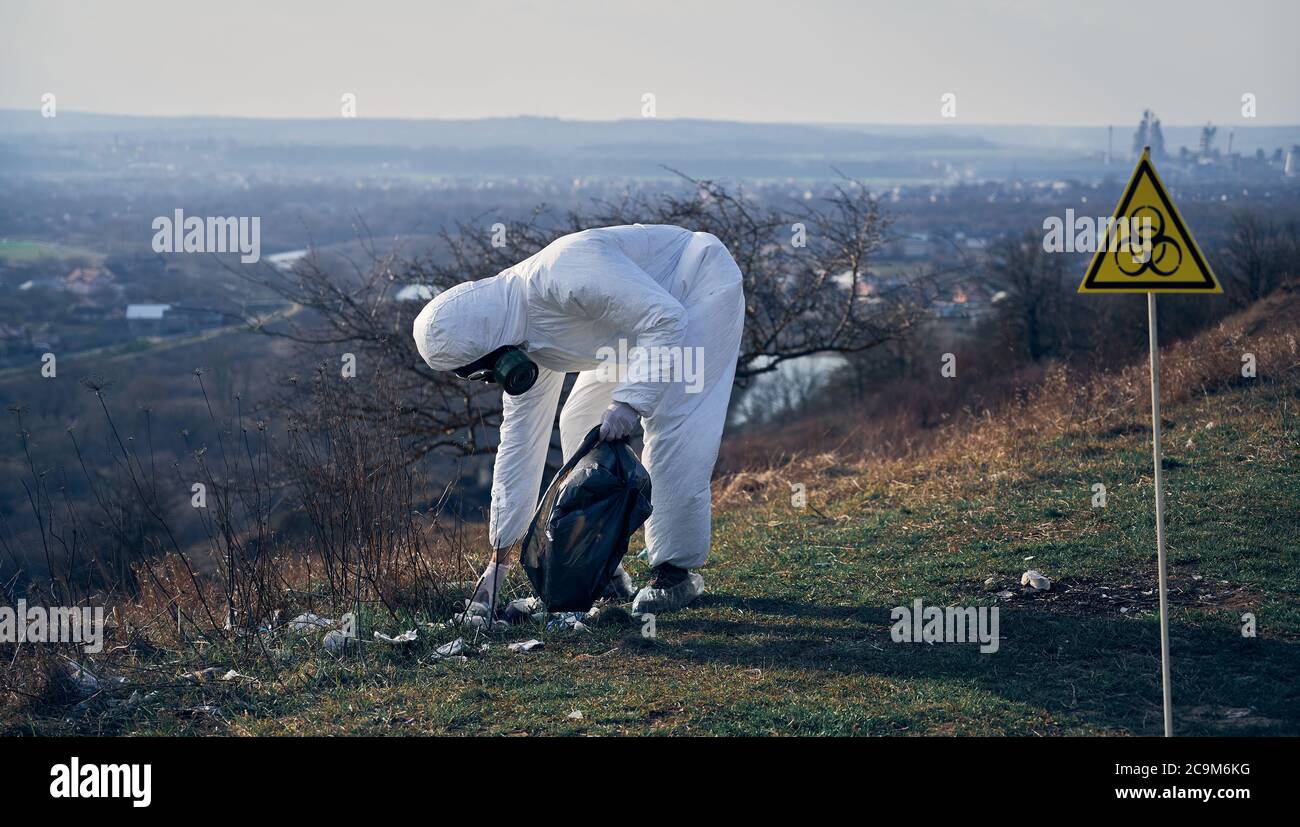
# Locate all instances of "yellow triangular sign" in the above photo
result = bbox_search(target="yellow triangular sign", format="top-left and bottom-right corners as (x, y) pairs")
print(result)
(1079, 150), (1222, 293)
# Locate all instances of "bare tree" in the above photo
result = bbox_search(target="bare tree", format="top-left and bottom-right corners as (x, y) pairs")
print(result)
(242, 176), (934, 462)
(1219, 211), (1299, 307)
(984, 230), (1069, 362)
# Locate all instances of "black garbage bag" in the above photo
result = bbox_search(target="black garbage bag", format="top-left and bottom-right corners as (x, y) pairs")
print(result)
(519, 426), (653, 613)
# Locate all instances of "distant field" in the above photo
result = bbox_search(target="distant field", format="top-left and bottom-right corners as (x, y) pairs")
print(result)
(0, 240), (102, 263)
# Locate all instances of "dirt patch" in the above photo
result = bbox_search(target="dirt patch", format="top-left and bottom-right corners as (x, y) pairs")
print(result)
(1181, 705), (1285, 730)
(975, 574), (1265, 618)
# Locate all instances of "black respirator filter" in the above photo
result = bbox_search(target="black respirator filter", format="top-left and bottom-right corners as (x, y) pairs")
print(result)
(493, 347), (538, 395)
(458, 346), (538, 396)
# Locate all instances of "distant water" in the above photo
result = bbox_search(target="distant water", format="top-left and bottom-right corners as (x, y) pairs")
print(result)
(733, 353), (847, 425)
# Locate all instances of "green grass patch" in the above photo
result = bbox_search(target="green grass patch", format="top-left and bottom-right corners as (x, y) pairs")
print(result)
(0, 240), (102, 263)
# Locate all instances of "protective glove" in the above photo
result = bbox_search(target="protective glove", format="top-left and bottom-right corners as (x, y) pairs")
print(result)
(467, 560), (508, 617)
(599, 401), (639, 441)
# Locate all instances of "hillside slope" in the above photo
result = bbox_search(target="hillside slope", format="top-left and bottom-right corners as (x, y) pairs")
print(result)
(6, 286), (1298, 736)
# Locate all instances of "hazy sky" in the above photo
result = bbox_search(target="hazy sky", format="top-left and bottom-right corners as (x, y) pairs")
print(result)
(2, 0), (1297, 125)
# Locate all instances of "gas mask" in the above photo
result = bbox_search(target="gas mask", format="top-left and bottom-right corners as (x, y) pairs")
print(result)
(452, 345), (538, 396)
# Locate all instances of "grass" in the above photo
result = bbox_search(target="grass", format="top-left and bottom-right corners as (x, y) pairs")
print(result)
(6, 366), (1296, 737)
(5, 284), (1298, 737)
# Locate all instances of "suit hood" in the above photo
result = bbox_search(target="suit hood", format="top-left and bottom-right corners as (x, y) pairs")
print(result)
(412, 273), (527, 371)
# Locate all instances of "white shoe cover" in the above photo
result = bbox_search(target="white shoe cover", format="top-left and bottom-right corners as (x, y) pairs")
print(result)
(631, 572), (704, 614)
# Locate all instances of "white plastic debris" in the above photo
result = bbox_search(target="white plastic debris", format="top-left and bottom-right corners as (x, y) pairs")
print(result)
(997, 590), (1015, 600)
(1020, 569), (1052, 591)
(433, 638), (466, 659)
(60, 657), (100, 697)
(503, 596), (542, 624)
(119, 689), (159, 709)
(182, 666), (226, 683)
(448, 613), (508, 631)
(219, 669), (249, 682)
(323, 629), (357, 654)
(546, 612), (590, 632)
(373, 629), (418, 644)
(507, 596), (541, 614)
(567, 710), (584, 720)
(509, 639), (545, 653)
(447, 601), (508, 630)
(289, 612), (337, 632)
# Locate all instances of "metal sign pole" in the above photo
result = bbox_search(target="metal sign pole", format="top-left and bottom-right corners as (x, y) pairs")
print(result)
(1147, 292), (1173, 737)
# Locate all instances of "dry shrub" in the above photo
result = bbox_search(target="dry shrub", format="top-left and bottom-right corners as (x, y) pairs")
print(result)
(2, 367), (484, 722)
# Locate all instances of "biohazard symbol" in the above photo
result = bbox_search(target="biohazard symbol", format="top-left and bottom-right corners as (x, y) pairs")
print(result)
(1079, 150), (1221, 294)
(1115, 205), (1181, 277)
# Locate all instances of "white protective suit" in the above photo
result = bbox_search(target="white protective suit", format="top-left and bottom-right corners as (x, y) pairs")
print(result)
(413, 224), (744, 570)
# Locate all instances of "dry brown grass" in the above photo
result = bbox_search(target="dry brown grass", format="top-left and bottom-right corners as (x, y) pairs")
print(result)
(716, 282), (1300, 512)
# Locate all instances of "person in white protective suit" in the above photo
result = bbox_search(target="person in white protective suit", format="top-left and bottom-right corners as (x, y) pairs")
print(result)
(413, 224), (744, 615)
